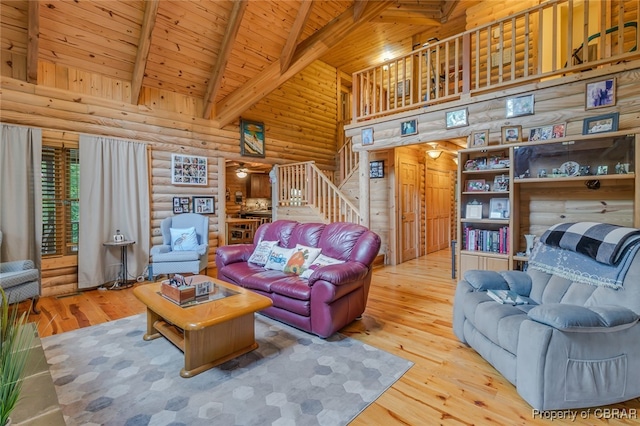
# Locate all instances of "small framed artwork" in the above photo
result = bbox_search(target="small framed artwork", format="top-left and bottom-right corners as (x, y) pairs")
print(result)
(361, 128), (374, 146)
(173, 196), (191, 214)
(445, 108), (469, 129)
(489, 198), (510, 219)
(493, 175), (509, 192)
(505, 94), (534, 118)
(596, 165), (609, 175)
(586, 78), (616, 110)
(528, 125), (552, 141)
(369, 160), (384, 178)
(240, 118), (265, 157)
(466, 201), (483, 219)
(583, 112), (619, 135)
(465, 179), (486, 192)
(401, 119), (417, 136)
(501, 125), (523, 143)
(172, 154), (208, 185)
(397, 79), (410, 97)
(469, 130), (489, 148)
(551, 122), (566, 138)
(192, 196), (215, 214)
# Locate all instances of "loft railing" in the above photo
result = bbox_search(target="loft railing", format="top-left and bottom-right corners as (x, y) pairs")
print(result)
(352, 0), (640, 122)
(275, 161), (360, 224)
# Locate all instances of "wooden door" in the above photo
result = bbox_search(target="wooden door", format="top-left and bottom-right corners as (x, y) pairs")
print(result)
(398, 153), (419, 262)
(426, 168), (451, 253)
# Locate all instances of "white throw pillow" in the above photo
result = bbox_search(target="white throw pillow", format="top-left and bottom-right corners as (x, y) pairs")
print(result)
(264, 246), (295, 272)
(170, 227), (199, 251)
(284, 244), (322, 275)
(248, 240), (278, 266)
(300, 254), (345, 279)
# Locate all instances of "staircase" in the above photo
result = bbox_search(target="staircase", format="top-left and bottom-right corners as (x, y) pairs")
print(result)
(274, 156), (360, 225)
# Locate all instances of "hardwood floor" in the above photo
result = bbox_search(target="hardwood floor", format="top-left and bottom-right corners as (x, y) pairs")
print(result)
(22, 249), (640, 425)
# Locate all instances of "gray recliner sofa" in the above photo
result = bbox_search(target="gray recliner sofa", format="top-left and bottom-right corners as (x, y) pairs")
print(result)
(453, 222), (640, 411)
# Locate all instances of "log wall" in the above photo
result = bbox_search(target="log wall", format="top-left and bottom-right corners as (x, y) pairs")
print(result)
(1, 58), (339, 296)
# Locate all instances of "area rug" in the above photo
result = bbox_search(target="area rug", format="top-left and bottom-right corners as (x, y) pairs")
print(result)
(42, 314), (412, 426)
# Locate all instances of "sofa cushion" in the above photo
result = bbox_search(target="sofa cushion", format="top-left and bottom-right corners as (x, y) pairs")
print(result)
(170, 227), (198, 251)
(283, 244), (321, 275)
(270, 276), (312, 301)
(0, 269), (39, 289)
(300, 254), (345, 279)
(248, 240), (278, 266)
(464, 270), (510, 291)
(264, 246), (295, 271)
(528, 303), (639, 332)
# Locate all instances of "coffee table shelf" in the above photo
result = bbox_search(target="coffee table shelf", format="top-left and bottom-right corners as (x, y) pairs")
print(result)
(133, 276), (272, 378)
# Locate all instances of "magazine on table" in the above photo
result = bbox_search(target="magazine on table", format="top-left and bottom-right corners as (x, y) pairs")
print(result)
(486, 289), (530, 305)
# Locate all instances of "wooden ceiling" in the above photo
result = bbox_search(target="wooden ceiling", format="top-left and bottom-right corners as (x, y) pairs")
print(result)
(2, 0), (472, 126)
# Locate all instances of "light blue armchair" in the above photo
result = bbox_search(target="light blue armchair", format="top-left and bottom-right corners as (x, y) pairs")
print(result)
(150, 213), (209, 278)
(0, 230), (40, 313)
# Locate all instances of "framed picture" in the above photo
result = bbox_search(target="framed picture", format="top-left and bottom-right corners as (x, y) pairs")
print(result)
(489, 198), (510, 219)
(583, 112), (619, 135)
(586, 78), (616, 110)
(369, 160), (384, 178)
(551, 122), (566, 138)
(361, 128), (374, 146)
(469, 130), (489, 148)
(240, 118), (265, 157)
(505, 94), (534, 118)
(445, 108), (469, 129)
(493, 175), (509, 192)
(397, 79), (410, 97)
(465, 201), (483, 219)
(172, 196), (191, 214)
(528, 125), (552, 141)
(401, 119), (417, 136)
(171, 154), (208, 185)
(465, 179), (486, 192)
(501, 125), (523, 143)
(192, 196), (215, 214)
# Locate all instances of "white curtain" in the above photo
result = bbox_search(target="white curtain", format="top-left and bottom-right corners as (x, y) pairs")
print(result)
(0, 124), (42, 267)
(78, 135), (150, 288)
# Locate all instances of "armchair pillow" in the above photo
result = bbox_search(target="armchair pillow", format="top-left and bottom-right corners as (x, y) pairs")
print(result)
(264, 246), (295, 271)
(284, 244), (322, 275)
(248, 240), (278, 266)
(170, 227), (199, 251)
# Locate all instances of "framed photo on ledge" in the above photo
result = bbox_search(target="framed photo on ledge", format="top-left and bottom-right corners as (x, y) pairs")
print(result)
(583, 112), (619, 135)
(469, 130), (489, 148)
(501, 125), (522, 143)
(489, 198), (510, 219)
(192, 196), (215, 214)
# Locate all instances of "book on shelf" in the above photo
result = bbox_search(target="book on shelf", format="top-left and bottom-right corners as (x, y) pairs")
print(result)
(486, 289), (530, 305)
(462, 225), (509, 253)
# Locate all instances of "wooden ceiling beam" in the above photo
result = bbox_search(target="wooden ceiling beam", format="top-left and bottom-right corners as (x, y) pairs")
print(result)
(131, 0), (160, 104)
(27, 0), (39, 84)
(280, 0), (314, 74)
(203, 0), (248, 119)
(441, 0), (459, 23)
(214, 0), (394, 127)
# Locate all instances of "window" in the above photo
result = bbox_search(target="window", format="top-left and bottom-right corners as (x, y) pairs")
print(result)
(41, 145), (79, 256)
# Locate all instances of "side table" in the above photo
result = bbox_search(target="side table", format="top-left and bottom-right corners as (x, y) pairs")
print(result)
(103, 240), (135, 290)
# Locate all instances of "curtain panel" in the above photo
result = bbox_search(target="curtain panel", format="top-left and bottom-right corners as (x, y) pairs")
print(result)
(78, 135), (150, 289)
(0, 124), (42, 269)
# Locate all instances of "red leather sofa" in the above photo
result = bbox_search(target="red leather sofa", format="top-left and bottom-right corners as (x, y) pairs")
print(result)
(215, 220), (381, 338)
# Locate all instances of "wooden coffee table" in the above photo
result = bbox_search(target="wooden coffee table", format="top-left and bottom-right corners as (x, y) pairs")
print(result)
(133, 276), (272, 378)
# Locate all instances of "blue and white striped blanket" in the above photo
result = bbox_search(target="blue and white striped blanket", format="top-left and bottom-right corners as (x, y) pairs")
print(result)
(530, 222), (640, 289)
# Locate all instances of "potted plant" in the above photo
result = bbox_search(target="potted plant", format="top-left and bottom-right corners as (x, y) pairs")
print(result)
(0, 287), (35, 426)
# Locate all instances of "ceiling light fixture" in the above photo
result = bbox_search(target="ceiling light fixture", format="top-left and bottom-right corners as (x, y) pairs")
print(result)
(236, 168), (248, 178)
(426, 142), (443, 159)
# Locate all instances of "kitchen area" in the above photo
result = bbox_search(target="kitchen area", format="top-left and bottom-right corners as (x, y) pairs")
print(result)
(225, 161), (273, 244)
